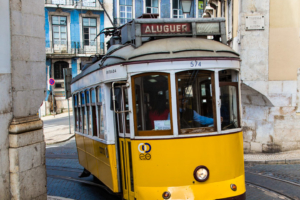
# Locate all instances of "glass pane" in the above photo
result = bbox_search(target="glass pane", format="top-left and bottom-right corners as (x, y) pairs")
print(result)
(88, 108), (92, 131)
(82, 108), (86, 131)
(152, 0), (158, 7)
(53, 26), (59, 32)
(120, 5), (125, 11)
(127, 13), (132, 19)
(52, 16), (59, 25)
(127, 6), (132, 12)
(120, 12), (126, 18)
(81, 92), (85, 105)
(153, 8), (158, 13)
(120, 0), (125, 5)
(126, 0), (132, 6)
(53, 33), (60, 39)
(146, 8), (151, 13)
(220, 85), (238, 130)
(61, 33), (67, 39)
(83, 18), (89, 26)
(134, 74), (171, 136)
(146, 0), (151, 7)
(90, 28), (96, 34)
(173, 0), (178, 9)
(84, 27), (89, 34)
(86, 90), (90, 104)
(97, 87), (102, 102)
(125, 89), (130, 133)
(78, 93), (81, 105)
(60, 17), (67, 25)
(91, 89), (96, 103)
(100, 106), (105, 137)
(177, 70), (216, 134)
(74, 95), (78, 106)
(118, 113), (124, 133)
(90, 18), (96, 26)
(60, 26), (66, 32)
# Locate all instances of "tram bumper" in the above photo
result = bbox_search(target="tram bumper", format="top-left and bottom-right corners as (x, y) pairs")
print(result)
(135, 174), (246, 200)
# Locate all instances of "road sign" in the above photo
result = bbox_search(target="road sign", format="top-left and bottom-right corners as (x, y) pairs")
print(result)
(49, 78), (55, 86)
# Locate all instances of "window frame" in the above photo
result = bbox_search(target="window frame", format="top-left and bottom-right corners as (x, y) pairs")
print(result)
(51, 16), (68, 49)
(175, 70), (217, 135)
(82, 17), (97, 46)
(172, 0), (184, 18)
(145, 0), (159, 14)
(131, 72), (173, 137)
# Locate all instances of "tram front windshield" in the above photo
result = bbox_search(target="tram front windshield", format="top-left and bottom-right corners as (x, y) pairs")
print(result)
(176, 70), (216, 134)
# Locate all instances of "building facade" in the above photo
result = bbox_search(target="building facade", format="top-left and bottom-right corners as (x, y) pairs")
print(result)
(0, 0), (47, 199)
(43, 0), (113, 115)
(202, 0), (300, 153)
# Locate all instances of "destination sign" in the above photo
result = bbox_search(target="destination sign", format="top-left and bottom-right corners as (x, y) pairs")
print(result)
(141, 23), (192, 35)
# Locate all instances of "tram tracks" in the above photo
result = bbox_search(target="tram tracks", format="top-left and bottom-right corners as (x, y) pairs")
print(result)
(46, 165), (116, 195)
(245, 171), (300, 200)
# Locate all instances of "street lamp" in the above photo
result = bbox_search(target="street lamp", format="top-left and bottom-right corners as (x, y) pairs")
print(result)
(180, 0), (193, 14)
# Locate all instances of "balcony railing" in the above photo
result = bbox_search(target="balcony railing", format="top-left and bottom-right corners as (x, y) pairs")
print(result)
(114, 18), (133, 27)
(44, 0), (101, 8)
(46, 41), (104, 55)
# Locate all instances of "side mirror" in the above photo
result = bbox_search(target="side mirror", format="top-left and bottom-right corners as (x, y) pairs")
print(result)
(110, 88), (122, 111)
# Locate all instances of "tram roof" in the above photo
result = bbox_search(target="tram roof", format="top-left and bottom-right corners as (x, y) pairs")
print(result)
(72, 37), (239, 83)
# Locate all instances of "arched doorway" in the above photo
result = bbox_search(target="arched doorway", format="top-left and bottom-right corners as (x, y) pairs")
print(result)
(54, 61), (69, 79)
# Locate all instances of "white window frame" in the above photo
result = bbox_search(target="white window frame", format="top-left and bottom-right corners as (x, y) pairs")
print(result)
(172, 0), (184, 18)
(120, 5), (133, 25)
(144, 0), (160, 15)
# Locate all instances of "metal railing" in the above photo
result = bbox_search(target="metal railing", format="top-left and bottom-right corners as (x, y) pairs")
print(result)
(114, 18), (133, 27)
(46, 41), (104, 55)
(45, 0), (101, 8)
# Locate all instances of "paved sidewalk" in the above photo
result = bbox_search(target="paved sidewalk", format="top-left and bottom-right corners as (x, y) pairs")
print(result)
(42, 112), (75, 145)
(244, 149), (300, 164)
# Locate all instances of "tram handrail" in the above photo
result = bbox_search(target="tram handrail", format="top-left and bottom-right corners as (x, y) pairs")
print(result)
(112, 81), (131, 114)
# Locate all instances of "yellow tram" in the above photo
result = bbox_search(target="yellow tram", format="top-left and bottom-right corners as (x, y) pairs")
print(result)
(71, 18), (246, 200)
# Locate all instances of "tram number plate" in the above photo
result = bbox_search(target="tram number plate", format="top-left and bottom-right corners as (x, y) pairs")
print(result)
(139, 153), (151, 160)
(190, 61), (201, 67)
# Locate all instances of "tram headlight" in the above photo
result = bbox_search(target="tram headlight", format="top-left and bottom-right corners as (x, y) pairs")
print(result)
(193, 166), (209, 182)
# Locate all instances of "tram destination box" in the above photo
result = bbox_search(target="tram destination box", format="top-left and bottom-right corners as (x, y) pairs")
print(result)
(119, 18), (226, 47)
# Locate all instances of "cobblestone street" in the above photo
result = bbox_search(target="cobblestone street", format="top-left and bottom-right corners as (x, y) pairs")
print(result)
(46, 139), (300, 200)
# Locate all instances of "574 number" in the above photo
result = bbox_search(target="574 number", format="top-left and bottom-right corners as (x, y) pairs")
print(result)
(190, 61), (201, 67)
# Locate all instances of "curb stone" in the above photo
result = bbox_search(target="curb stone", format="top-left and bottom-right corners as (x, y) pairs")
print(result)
(47, 196), (75, 200)
(245, 159), (300, 165)
(46, 134), (75, 145)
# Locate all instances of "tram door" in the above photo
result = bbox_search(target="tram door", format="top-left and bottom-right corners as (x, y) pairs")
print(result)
(116, 86), (135, 200)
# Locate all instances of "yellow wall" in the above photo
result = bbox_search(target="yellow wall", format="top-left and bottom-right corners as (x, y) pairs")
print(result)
(269, 0), (300, 80)
(233, 0), (239, 38)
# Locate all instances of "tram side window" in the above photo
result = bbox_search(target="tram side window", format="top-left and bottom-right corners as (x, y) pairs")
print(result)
(86, 90), (92, 135)
(133, 73), (172, 136)
(81, 92), (87, 134)
(219, 70), (240, 130)
(176, 70), (216, 134)
(91, 88), (97, 136)
(97, 87), (105, 139)
(77, 93), (81, 131)
(73, 94), (78, 131)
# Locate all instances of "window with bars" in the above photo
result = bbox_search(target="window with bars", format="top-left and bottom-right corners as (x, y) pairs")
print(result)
(83, 18), (97, 46)
(146, 0), (158, 14)
(173, 0), (183, 18)
(52, 16), (67, 46)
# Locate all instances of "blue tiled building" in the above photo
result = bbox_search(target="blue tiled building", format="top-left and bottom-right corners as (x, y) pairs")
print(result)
(113, 0), (216, 26)
(44, 0), (113, 113)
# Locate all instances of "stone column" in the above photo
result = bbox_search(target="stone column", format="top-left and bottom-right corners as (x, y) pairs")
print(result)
(9, 116), (46, 200)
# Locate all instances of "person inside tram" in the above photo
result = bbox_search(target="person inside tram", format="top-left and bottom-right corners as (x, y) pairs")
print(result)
(148, 94), (169, 129)
(177, 94), (215, 128)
